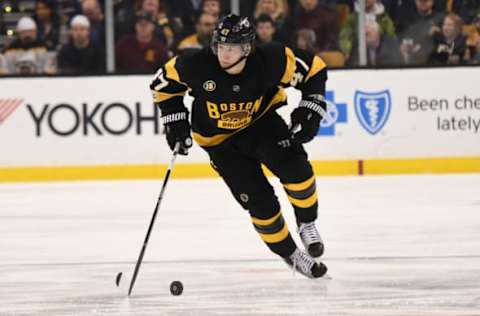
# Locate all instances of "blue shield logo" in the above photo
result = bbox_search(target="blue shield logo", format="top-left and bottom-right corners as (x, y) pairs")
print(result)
(317, 91), (347, 136)
(354, 90), (391, 135)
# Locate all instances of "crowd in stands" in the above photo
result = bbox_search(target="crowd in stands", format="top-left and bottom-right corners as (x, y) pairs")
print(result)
(0, 0), (479, 76)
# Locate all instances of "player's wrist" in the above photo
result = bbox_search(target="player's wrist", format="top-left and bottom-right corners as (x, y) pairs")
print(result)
(298, 95), (327, 119)
(160, 107), (189, 125)
(161, 111), (188, 125)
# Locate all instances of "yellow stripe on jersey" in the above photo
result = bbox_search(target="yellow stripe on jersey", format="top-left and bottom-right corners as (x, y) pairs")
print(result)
(192, 131), (230, 147)
(152, 91), (186, 103)
(268, 87), (287, 105)
(164, 57), (187, 85)
(192, 89), (287, 147)
(287, 189), (318, 208)
(283, 175), (316, 191)
(257, 223), (290, 243)
(305, 55), (326, 82)
(281, 47), (296, 85)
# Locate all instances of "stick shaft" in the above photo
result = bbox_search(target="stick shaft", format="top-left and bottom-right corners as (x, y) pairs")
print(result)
(128, 143), (180, 296)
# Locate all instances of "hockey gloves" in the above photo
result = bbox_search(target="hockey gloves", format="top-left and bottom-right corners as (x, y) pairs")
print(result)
(290, 95), (327, 143)
(162, 110), (193, 155)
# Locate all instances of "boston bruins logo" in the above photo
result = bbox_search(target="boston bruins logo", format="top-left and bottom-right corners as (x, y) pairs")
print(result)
(203, 80), (216, 92)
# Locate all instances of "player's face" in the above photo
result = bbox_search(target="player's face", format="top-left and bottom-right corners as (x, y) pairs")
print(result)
(217, 43), (245, 67)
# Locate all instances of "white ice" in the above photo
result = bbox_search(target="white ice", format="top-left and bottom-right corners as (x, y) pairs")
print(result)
(1, 174), (480, 315)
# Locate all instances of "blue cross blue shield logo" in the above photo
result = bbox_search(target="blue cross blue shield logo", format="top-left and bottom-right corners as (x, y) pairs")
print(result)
(354, 90), (391, 135)
(317, 91), (347, 136)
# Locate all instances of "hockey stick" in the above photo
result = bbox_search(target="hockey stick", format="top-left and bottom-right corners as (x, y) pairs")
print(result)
(127, 142), (181, 296)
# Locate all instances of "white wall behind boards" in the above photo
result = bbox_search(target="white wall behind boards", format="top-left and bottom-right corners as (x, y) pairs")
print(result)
(0, 67), (478, 167)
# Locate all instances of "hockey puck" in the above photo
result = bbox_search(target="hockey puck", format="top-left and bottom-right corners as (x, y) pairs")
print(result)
(170, 281), (183, 296)
(115, 272), (123, 287)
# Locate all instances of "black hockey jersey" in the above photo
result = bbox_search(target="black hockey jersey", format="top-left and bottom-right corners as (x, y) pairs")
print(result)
(150, 42), (327, 147)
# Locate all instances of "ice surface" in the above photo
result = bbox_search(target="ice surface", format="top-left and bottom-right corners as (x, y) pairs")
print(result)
(1, 174), (480, 315)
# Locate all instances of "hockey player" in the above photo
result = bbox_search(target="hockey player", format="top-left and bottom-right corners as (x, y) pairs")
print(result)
(150, 14), (328, 278)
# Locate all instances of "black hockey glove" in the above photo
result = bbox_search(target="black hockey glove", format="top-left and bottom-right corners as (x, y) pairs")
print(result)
(162, 110), (193, 155)
(290, 95), (326, 144)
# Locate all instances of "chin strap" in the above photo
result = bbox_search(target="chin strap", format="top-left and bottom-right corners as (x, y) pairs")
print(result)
(221, 55), (248, 71)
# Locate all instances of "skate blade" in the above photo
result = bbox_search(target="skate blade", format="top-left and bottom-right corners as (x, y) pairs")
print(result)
(284, 262), (330, 279)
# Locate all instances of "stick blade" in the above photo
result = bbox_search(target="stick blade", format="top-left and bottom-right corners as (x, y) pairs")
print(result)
(115, 272), (123, 287)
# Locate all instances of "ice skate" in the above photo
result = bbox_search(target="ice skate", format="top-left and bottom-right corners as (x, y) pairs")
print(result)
(298, 221), (324, 258)
(284, 248), (327, 278)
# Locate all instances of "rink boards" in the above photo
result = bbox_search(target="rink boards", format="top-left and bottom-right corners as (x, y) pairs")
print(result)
(0, 67), (479, 181)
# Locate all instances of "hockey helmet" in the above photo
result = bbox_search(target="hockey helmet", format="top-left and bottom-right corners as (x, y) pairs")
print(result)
(211, 14), (255, 55)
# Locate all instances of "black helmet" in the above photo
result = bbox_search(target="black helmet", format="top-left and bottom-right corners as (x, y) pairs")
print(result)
(211, 14), (255, 55)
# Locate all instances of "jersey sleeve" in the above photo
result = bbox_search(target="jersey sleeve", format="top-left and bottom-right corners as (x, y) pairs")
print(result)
(280, 47), (328, 99)
(149, 56), (190, 115)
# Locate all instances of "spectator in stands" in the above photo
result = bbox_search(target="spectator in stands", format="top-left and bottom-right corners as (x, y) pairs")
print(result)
(254, 0), (289, 22)
(254, 0), (290, 44)
(397, 0), (444, 64)
(348, 19), (401, 65)
(255, 14), (277, 45)
(3, 16), (56, 74)
(429, 13), (468, 64)
(115, 11), (169, 73)
(141, 0), (179, 48)
(81, 0), (105, 48)
(295, 28), (317, 53)
(201, 0), (223, 19)
(339, 0), (396, 61)
(177, 12), (218, 52)
(58, 15), (105, 74)
(292, 0), (339, 51)
(389, 0), (447, 23)
(166, 0), (205, 36)
(33, 0), (60, 51)
(165, 0), (225, 48)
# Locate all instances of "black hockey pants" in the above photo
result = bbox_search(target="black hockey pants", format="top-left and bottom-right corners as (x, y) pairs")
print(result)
(205, 112), (318, 258)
